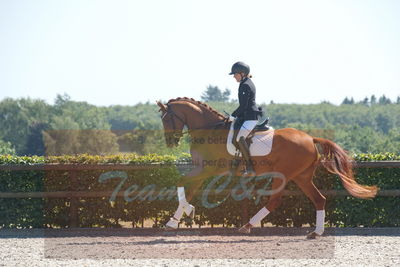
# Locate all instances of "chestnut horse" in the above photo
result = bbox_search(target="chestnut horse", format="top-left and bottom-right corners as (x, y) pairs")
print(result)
(157, 97), (377, 238)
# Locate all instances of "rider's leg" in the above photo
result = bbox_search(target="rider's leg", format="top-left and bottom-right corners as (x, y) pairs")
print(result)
(236, 120), (258, 175)
(237, 137), (255, 175)
(231, 117), (243, 149)
(236, 120), (258, 142)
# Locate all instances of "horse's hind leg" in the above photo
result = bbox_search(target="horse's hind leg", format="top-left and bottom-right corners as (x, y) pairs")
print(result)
(292, 164), (326, 238)
(238, 175), (286, 234)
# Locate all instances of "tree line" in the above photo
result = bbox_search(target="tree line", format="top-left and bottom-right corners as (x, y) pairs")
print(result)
(0, 89), (399, 156)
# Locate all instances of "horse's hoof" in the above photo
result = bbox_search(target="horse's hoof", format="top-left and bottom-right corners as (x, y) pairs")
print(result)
(165, 218), (179, 230)
(306, 232), (320, 239)
(164, 226), (176, 231)
(238, 223), (251, 234)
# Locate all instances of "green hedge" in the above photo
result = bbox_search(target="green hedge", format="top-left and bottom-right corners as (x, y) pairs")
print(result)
(0, 153), (399, 228)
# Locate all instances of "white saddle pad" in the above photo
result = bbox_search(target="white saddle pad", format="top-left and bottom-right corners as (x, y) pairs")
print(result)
(226, 121), (274, 157)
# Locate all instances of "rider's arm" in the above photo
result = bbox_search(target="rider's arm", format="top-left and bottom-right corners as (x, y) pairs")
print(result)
(231, 84), (251, 117)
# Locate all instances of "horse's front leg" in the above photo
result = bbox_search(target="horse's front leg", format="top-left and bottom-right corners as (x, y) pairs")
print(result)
(165, 162), (215, 230)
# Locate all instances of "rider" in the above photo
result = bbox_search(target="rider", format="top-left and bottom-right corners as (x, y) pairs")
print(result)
(229, 61), (262, 175)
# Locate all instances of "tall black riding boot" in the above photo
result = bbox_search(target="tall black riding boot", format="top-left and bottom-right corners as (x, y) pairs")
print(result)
(237, 137), (256, 176)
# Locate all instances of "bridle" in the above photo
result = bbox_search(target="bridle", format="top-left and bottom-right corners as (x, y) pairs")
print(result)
(161, 104), (228, 137)
(162, 104), (187, 138)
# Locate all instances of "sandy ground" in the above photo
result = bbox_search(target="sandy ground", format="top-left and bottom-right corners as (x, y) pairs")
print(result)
(0, 227), (399, 266)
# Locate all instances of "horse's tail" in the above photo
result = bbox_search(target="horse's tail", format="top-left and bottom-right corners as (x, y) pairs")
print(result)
(313, 137), (378, 199)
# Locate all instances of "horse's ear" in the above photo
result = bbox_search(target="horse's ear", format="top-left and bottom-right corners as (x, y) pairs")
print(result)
(156, 101), (167, 113)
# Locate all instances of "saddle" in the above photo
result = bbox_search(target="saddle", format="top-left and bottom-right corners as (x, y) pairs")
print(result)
(226, 117), (274, 157)
(245, 117), (270, 145)
(253, 117), (270, 132)
(232, 117), (270, 149)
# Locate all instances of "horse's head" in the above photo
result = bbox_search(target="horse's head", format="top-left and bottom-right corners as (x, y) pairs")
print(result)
(156, 101), (186, 147)
(157, 98), (227, 147)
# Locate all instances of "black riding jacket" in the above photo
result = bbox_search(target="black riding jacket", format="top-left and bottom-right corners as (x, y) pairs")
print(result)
(231, 77), (261, 120)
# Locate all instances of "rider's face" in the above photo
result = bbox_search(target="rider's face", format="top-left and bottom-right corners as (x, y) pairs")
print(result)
(233, 73), (242, 82)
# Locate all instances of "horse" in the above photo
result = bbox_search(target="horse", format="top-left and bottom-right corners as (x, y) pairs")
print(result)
(156, 97), (377, 238)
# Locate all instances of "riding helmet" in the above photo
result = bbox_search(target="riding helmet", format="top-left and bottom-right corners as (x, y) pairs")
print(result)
(229, 61), (250, 75)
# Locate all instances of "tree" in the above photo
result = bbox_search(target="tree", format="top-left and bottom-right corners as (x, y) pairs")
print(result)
(43, 114), (119, 155)
(0, 98), (51, 155)
(54, 93), (71, 108)
(106, 104), (160, 130)
(78, 130), (119, 155)
(378, 95), (391, 105)
(43, 116), (80, 155)
(24, 122), (49, 156)
(360, 97), (369, 106)
(370, 95), (377, 105)
(375, 112), (393, 134)
(341, 97), (354, 105)
(1, 94), (400, 156)
(0, 139), (16, 155)
(201, 85), (231, 102)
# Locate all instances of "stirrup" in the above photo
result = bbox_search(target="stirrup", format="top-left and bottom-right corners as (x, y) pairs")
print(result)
(240, 163), (256, 176)
(242, 168), (256, 176)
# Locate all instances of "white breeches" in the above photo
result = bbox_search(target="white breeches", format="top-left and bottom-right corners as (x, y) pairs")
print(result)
(236, 120), (258, 142)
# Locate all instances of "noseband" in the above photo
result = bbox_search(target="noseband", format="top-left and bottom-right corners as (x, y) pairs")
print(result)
(162, 105), (186, 137)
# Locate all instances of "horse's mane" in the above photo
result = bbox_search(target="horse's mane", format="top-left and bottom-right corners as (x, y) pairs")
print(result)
(167, 97), (225, 119)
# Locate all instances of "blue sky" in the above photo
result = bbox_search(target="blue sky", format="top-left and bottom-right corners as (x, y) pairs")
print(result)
(0, 0), (399, 106)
